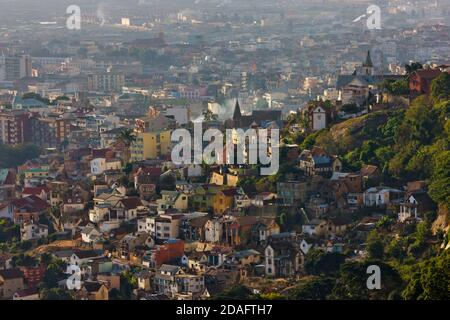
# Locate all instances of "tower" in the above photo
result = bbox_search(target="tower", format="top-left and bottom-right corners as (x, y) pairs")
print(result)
(233, 99), (242, 120)
(362, 50), (374, 75)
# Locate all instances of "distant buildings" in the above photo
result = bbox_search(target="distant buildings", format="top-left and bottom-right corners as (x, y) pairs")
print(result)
(0, 55), (32, 81)
(87, 71), (125, 93)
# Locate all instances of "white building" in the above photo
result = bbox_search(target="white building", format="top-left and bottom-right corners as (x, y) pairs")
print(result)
(90, 158), (121, 175)
(138, 214), (182, 240)
(363, 187), (403, 207)
(20, 222), (48, 241)
(165, 106), (190, 125)
(311, 106), (327, 131)
(204, 219), (222, 243)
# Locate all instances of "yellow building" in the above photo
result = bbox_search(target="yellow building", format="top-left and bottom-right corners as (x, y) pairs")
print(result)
(131, 130), (172, 162)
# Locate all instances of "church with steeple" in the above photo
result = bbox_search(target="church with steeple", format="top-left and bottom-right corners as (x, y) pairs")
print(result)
(227, 99), (282, 129)
(361, 50), (374, 76)
(335, 51), (401, 105)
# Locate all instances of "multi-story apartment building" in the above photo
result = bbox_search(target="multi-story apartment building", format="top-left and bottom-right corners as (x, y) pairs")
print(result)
(0, 55), (32, 81)
(30, 116), (71, 148)
(0, 110), (31, 146)
(87, 71), (125, 92)
(130, 130), (171, 162)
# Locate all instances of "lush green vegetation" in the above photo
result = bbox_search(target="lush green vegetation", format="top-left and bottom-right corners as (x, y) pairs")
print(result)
(0, 143), (41, 168)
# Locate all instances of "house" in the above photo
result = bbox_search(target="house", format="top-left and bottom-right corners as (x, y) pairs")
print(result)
(180, 215), (209, 241)
(139, 213), (183, 240)
(360, 165), (381, 188)
(76, 281), (109, 300)
(277, 177), (325, 206)
(69, 250), (105, 275)
(299, 147), (341, 178)
(62, 193), (85, 214)
(251, 220), (280, 245)
(251, 192), (277, 207)
(157, 191), (188, 213)
(213, 188), (238, 215)
(363, 187), (403, 207)
(96, 274), (120, 291)
(264, 239), (303, 278)
(0, 269), (25, 299)
(206, 246), (232, 267)
(111, 197), (144, 221)
(21, 186), (49, 201)
(0, 169), (16, 202)
(153, 264), (184, 296)
(0, 253), (13, 270)
(409, 69), (443, 96)
(190, 185), (217, 212)
(12, 195), (50, 224)
(90, 157), (121, 176)
(143, 239), (184, 268)
(88, 204), (110, 223)
(0, 201), (13, 219)
(303, 101), (335, 131)
(134, 167), (161, 200)
(13, 288), (39, 300)
(80, 226), (103, 244)
(302, 219), (328, 237)
(225, 249), (261, 267)
(398, 192), (437, 223)
(153, 264), (205, 299)
(20, 265), (46, 289)
(136, 270), (153, 291)
(172, 274), (205, 300)
(183, 251), (208, 272)
(119, 232), (151, 259)
(52, 250), (74, 264)
(20, 222), (48, 241)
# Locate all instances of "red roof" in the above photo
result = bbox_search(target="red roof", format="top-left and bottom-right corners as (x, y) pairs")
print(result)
(221, 188), (238, 197)
(12, 195), (50, 212)
(134, 167), (162, 177)
(120, 197), (143, 210)
(414, 69), (442, 80)
(22, 186), (49, 196)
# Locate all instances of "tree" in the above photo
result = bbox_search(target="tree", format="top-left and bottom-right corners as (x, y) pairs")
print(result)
(0, 143), (41, 168)
(428, 150), (450, 207)
(290, 277), (336, 300)
(118, 128), (136, 164)
(367, 239), (384, 260)
(431, 72), (450, 101)
(214, 285), (255, 300)
(402, 250), (450, 300)
(405, 62), (423, 75)
(41, 260), (66, 289)
(40, 288), (73, 300)
(330, 261), (404, 300)
(304, 249), (346, 276)
(202, 109), (218, 122)
(48, 205), (63, 232)
(12, 253), (37, 267)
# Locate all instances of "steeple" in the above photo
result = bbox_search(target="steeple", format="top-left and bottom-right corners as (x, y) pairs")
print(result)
(363, 50), (373, 68)
(233, 99), (241, 120)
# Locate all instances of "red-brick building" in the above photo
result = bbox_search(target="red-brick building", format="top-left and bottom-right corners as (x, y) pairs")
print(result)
(20, 265), (46, 289)
(409, 69), (443, 96)
(0, 110), (32, 146)
(148, 239), (184, 268)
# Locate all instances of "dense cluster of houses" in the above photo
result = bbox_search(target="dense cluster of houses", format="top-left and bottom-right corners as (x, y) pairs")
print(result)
(0, 121), (437, 299)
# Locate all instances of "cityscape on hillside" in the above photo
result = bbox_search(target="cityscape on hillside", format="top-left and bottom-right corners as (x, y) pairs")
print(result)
(0, 0), (449, 304)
